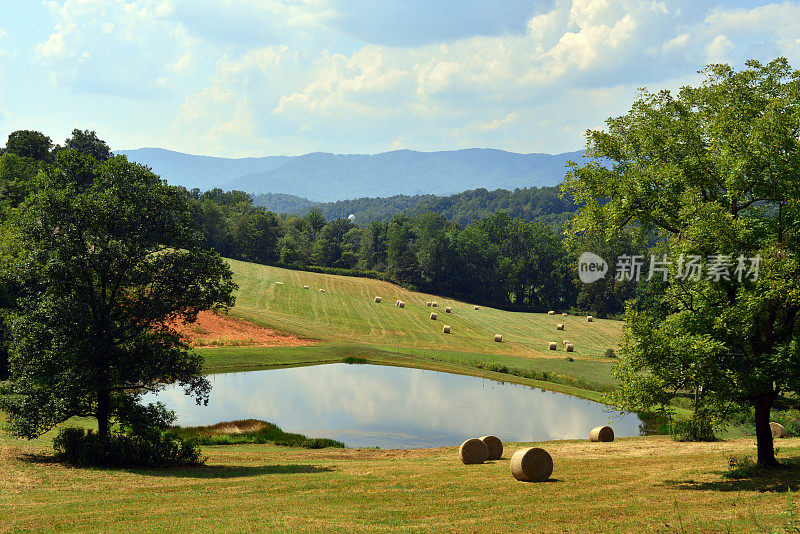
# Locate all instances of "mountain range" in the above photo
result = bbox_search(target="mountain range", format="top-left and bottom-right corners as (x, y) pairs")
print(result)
(115, 147), (589, 202)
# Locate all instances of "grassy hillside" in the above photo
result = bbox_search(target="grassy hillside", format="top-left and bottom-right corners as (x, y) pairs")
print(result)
(225, 259), (621, 360)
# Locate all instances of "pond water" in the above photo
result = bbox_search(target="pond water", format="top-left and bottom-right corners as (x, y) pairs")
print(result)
(146, 363), (644, 449)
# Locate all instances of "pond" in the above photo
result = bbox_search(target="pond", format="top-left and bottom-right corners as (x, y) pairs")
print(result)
(146, 363), (644, 449)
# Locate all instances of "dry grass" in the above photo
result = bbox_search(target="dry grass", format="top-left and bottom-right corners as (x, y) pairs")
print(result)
(2, 430), (799, 533)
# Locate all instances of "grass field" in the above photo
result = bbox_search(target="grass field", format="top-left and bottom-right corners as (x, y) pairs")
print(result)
(202, 260), (623, 399)
(1, 418), (796, 533)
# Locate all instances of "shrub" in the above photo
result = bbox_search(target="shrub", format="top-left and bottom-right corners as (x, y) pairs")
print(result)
(53, 427), (204, 468)
(724, 455), (758, 479)
(604, 348), (617, 359)
(670, 414), (717, 442)
(342, 357), (368, 365)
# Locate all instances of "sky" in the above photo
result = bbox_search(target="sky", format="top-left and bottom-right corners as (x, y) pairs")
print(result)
(1, 0), (799, 157)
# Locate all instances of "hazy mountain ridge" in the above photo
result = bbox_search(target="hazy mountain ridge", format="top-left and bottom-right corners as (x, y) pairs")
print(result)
(116, 147), (588, 201)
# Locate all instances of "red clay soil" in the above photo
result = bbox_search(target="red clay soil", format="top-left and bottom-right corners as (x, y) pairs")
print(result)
(172, 310), (316, 348)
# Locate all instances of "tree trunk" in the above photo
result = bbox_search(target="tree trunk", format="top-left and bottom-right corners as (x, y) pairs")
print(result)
(754, 391), (778, 468)
(96, 390), (110, 441)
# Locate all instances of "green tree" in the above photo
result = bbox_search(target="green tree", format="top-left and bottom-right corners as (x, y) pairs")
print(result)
(0, 153), (237, 441)
(63, 129), (112, 161)
(563, 58), (800, 468)
(4, 131), (53, 162)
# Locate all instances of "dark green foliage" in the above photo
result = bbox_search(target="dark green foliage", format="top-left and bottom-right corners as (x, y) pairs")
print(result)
(0, 148), (236, 443)
(604, 348), (617, 359)
(63, 129), (111, 161)
(475, 361), (613, 393)
(342, 357), (368, 364)
(772, 409), (800, 437)
(53, 426), (204, 468)
(173, 419), (345, 448)
(4, 130), (53, 161)
(670, 414), (717, 442)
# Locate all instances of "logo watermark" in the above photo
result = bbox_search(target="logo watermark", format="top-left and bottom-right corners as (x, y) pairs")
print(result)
(578, 253), (761, 284)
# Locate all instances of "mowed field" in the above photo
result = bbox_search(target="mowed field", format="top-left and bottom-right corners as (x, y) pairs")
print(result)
(224, 259), (621, 360)
(1, 419), (797, 533)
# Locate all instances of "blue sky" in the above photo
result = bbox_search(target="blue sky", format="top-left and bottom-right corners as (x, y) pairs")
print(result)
(1, 0), (799, 157)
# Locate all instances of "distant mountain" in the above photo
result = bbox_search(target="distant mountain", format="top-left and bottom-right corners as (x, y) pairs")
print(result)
(116, 147), (589, 201)
(114, 148), (290, 191)
(252, 185), (577, 228)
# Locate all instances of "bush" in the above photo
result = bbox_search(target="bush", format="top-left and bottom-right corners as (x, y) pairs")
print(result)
(173, 419), (345, 448)
(53, 427), (204, 468)
(724, 455), (758, 479)
(604, 348), (617, 359)
(670, 414), (717, 442)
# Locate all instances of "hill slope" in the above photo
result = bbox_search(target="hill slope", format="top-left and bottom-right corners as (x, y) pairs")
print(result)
(225, 259), (620, 360)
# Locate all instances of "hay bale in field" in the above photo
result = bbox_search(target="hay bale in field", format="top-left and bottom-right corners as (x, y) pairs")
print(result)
(395, 299), (400, 306)
(426, 301), (431, 306)
(432, 302), (438, 307)
(474, 306), (480, 310)
(510, 447), (553, 482)
(562, 339), (570, 346)
(562, 313), (568, 317)
(319, 289), (325, 293)
(479, 435), (503, 461)
(430, 313), (438, 320)
(771, 422), (787, 438)
(398, 301), (405, 308)
(374, 296), (382, 303)
(494, 334), (503, 342)
(587, 316), (594, 322)
(589, 426), (614, 442)
(303, 285), (309, 289)
(445, 307), (452, 313)
(275, 281), (283, 285)
(443, 325), (451, 334)
(548, 342), (557, 350)
(556, 324), (565, 330)
(459, 438), (489, 465)
(565, 344), (574, 352)
(548, 310), (555, 315)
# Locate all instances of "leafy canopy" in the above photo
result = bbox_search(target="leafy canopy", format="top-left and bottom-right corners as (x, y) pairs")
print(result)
(0, 149), (237, 440)
(563, 58), (800, 467)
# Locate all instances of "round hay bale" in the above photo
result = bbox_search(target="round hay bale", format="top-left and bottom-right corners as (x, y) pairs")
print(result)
(426, 301), (431, 306)
(319, 289), (325, 293)
(432, 302), (438, 307)
(443, 325), (451, 334)
(771, 422), (787, 438)
(459, 438), (489, 465)
(587, 316), (594, 322)
(589, 426), (614, 442)
(374, 296), (382, 303)
(303, 285), (309, 289)
(548, 310), (555, 315)
(445, 307), (452, 313)
(430, 313), (438, 320)
(395, 299), (400, 306)
(510, 447), (553, 482)
(494, 334), (502, 342)
(562, 313), (568, 317)
(479, 435), (503, 460)
(556, 324), (565, 330)
(548, 342), (557, 350)
(398, 301), (405, 308)
(562, 339), (570, 346)
(474, 306), (480, 310)
(565, 344), (574, 352)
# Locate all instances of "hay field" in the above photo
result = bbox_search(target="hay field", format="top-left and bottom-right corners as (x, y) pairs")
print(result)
(225, 260), (622, 360)
(1, 421), (796, 533)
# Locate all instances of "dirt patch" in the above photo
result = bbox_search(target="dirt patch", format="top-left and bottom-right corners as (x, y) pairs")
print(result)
(172, 311), (316, 348)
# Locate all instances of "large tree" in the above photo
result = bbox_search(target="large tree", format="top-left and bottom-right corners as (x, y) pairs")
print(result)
(0, 149), (237, 440)
(563, 58), (800, 468)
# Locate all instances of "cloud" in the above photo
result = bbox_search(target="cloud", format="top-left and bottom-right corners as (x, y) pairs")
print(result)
(35, 0), (204, 98)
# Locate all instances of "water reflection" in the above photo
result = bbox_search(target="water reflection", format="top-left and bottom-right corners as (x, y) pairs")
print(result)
(145, 363), (642, 449)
